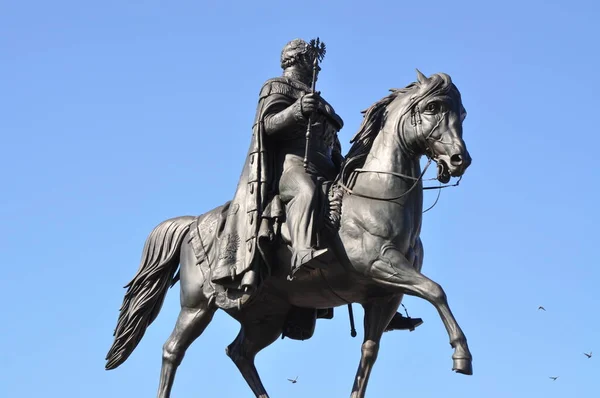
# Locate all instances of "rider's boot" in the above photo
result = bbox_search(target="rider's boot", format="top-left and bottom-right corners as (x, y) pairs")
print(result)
(385, 312), (423, 332)
(289, 247), (329, 279)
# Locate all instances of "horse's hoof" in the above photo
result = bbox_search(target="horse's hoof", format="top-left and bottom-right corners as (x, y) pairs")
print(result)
(452, 358), (473, 375)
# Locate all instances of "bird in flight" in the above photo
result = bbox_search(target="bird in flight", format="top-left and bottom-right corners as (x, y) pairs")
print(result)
(538, 306), (546, 311)
(549, 376), (559, 381)
(287, 376), (298, 384)
(584, 352), (592, 359)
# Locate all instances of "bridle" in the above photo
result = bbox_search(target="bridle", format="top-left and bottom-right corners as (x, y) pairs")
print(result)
(337, 104), (462, 211)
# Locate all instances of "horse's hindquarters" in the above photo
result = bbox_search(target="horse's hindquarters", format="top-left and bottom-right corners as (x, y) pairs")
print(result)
(179, 232), (210, 308)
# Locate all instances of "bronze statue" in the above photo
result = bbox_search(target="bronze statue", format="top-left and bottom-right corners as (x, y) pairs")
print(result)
(106, 38), (473, 398)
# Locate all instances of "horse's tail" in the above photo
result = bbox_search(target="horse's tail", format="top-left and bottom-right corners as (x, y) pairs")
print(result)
(105, 215), (195, 370)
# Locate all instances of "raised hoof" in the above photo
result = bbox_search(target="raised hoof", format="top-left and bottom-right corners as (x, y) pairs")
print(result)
(452, 358), (473, 375)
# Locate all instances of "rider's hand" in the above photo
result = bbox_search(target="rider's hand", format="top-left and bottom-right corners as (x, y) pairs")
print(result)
(300, 92), (321, 117)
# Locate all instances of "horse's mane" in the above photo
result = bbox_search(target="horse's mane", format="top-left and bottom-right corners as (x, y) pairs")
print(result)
(337, 72), (458, 186)
(337, 85), (414, 185)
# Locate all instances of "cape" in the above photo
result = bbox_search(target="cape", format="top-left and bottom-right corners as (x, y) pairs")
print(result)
(209, 78), (307, 285)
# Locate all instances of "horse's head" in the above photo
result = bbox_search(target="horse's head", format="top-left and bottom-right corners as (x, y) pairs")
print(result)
(389, 70), (472, 183)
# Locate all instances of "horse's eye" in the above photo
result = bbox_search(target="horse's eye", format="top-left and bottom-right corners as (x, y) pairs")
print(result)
(426, 103), (439, 113)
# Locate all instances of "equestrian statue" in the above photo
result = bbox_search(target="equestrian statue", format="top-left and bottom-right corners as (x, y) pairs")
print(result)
(105, 37), (474, 398)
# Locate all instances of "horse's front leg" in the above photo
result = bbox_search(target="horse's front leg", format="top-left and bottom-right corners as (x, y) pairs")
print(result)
(368, 244), (473, 375)
(350, 296), (402, 398)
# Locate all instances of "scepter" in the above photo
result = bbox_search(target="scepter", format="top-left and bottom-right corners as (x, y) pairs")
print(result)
(303, 56), (319, 170)
(303, 38), (326, 171)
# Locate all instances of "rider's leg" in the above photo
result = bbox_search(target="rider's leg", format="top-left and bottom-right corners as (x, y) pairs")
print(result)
(278, 154), (328, 272)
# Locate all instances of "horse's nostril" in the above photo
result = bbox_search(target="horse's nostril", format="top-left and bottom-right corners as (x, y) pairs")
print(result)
(450, 154), (463, 166)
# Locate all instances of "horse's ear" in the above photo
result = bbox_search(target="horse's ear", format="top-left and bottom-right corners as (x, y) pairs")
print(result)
(416, 69), (428, 84)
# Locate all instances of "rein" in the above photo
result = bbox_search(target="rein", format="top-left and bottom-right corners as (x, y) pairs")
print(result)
(337, 164), (460, 212)
(337, 159), (431, 202)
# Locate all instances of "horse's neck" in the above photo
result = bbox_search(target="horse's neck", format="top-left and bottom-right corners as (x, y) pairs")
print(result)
(352, 124), (423, 208)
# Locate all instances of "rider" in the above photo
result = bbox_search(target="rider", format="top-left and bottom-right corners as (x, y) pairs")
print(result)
(262, 38), (344, 275)
(259, 38), (422, 331)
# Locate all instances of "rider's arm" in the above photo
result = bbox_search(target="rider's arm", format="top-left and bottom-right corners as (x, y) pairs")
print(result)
(262, 96), (307, 138)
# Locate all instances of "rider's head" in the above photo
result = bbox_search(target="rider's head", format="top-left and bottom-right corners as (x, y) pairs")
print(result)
(280, 38), (320, 82)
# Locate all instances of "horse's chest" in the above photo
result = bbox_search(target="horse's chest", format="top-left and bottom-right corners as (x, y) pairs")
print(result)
(361, 204), (421, 240)
(341, 197), (422, 268)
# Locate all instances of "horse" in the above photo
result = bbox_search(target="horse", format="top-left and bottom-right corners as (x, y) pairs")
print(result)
(105, 70), (473, 398)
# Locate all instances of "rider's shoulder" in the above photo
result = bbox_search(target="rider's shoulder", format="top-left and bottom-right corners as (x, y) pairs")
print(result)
(259, 77), (307, 99)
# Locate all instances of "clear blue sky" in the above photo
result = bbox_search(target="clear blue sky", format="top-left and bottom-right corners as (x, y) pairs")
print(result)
(2, 0), (599, 397)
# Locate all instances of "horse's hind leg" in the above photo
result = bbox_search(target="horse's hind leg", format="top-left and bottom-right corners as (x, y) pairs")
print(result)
(226, 316), (286, 398)
(157, 304), (216, 398)
(157, 236), (216, 398)
(351, 296), (402, 398)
